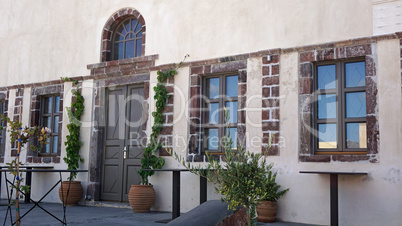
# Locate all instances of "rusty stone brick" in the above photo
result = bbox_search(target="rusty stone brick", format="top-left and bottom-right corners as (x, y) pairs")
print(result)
(299, 78), (313, 94)
(211, 61), (247, 73)
(272, 109), (280, 120)
(317, 49), (335, 61)
(102, 30), (112, 40)
(167, 94), (174, 105)
(332, 155), (370, 162)
(262, 87), (270, 98)
(159, 148), (171, 157)
(300, 95), (313, 113)
(238, 70), (247, 83)
(262, 76), (279, 86)
(162, 106), (173, 114)
(262, 110), (270, 120)
(366, 115), (378, 154)
(238, 110), (246, 124)
(346, 44), (372, 58)
(300, 63), (313, 78)
(262, 55), (279, 64)
(262, 98), (279, 108)
(42, 157), (52, 163)
(33, 157), (42, 163)
(238, 83), (247, 96)
(299, 113), (312, 154)
(137, 61), (154, 69)
(263, 145), (279, 156)
(337, 47), (346, 59)
(166, 115), (173, 124)
(365, 56), (376, 77)
(26, 157), (33, 163)
(300, 51), (315, 62)
(144, 82), (149, 100)
(190, 75), (201, 86)
(262, 66), (270, 76)
(271, 65), (279, 75)
(366, 77), (377, 115)
(204, 65), (212, 74)
(191, 66), (203, 75)
(271, 86), (279, 97)
(238, 96), (246, 109)
(299, 155), (331, 162)
(262, 121), (279, 131)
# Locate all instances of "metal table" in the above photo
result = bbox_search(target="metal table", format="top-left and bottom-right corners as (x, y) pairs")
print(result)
(1, 169), (88, 225)
(142, 169), (208, 223)
(0, 165), (54, 204)
(299, 171), (367, 226)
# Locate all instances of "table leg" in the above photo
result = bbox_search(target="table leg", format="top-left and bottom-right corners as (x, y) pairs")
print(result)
(200, 176), (207, 204)
(172, 171), (180, 219)
(25, 167), (32, 203)
(330, 174), (338, 226)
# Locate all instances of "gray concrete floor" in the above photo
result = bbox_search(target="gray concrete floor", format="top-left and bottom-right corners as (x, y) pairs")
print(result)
(0, 201), (320, 226)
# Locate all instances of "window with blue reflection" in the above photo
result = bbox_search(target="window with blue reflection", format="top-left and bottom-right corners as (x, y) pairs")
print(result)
(317, 65), (336, 90)
(209, 103), (219, 124)
(207, 129), (219, 150)
(318, 124), (337, 149)
(346, 92), (366, 118)
(346, 123), (367, 148)
(207, 78), (220, 99)
(225, 128), (237, 149)
(113, 18), (142, 60)
(345, 62), (365, 88)
(225, 75), (238, 97)
(225, 101), (238, 123)
(318, 94), (336, 119)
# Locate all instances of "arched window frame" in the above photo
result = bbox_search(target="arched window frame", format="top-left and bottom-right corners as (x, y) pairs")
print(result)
(101, 8), (146, 62)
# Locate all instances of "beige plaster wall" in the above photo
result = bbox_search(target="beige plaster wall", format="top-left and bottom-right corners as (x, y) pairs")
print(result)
(0, 0), (372, 87)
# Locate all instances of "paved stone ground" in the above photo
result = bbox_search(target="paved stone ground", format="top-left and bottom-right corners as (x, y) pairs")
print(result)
(0, 201), (320, 226)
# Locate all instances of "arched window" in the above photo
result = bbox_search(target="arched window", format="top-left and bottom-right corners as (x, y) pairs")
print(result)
(101, 8), (146, 62)
(112, 18), (143, 60)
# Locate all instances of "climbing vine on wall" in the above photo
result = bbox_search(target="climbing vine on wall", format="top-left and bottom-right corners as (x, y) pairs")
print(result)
(63, 79), (85, 180)
(138, 55), (189, 185)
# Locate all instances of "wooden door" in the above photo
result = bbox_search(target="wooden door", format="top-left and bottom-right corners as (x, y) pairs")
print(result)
(101, 85), (144, 202)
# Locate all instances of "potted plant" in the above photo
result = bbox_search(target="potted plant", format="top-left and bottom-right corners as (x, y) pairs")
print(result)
(170, 110), (289, 225)
(256, 169), (289, 223)
(128, 56), (189, 212)
(128, 67), (178, 212)
(59, 79), (85, 206)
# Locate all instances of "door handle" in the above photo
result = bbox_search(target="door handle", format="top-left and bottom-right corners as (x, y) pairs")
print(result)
(123, 146), (127, 159)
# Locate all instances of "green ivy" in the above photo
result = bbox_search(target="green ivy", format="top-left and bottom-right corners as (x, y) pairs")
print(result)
(63, 80), (85, 180)
(138, 55), (188, 185)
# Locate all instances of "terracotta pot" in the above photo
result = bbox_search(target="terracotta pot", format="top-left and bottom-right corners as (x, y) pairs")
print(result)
(256, 200), (278, 223)
(58, 181), (83, 206)
(128, 185), (155, 213)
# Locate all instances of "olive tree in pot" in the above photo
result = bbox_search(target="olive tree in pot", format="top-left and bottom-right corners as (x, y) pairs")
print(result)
(170, 110), (289, 225)
(256, 167), (289, 223)
(59, 80), (85, 206)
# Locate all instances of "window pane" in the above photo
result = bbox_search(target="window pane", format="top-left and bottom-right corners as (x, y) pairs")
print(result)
(125, 40), (135, 58)
(346, 92), (366, 118)
(318, 94), (336, 119)
(114, 42), (124, 60)
(45, 138), (50, 153)
(43, 97), (52, 114)
(53, 116), (59, 133)
(317, 65), (336, 90)
(136, 39), (142, 57)
(116, 24), (126, 36)
(346, 123), (367, 149)
(225, 127), (237, 150)
(52, 136), (58, 154)
(206, 129), (219, 150)
(136, 31), (142, 38)
(225, 101), (238, 123)
(345, 62), (365, 88)
(207, 78), (220, 99)
(43, 117), (51, 128)
(54, 96), (60, 113)
(124, 20), (131, 33)
(318, 124), (337, 149)
(225, 75), (238, 97)
(209, 103), (219, 124)
(134, 21), (142, 33)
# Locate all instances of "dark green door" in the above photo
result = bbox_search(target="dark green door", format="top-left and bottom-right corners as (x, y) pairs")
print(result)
(101, 85), (144, 202)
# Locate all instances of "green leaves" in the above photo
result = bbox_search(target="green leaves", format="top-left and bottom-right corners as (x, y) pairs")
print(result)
(64, 82), (85, 180)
